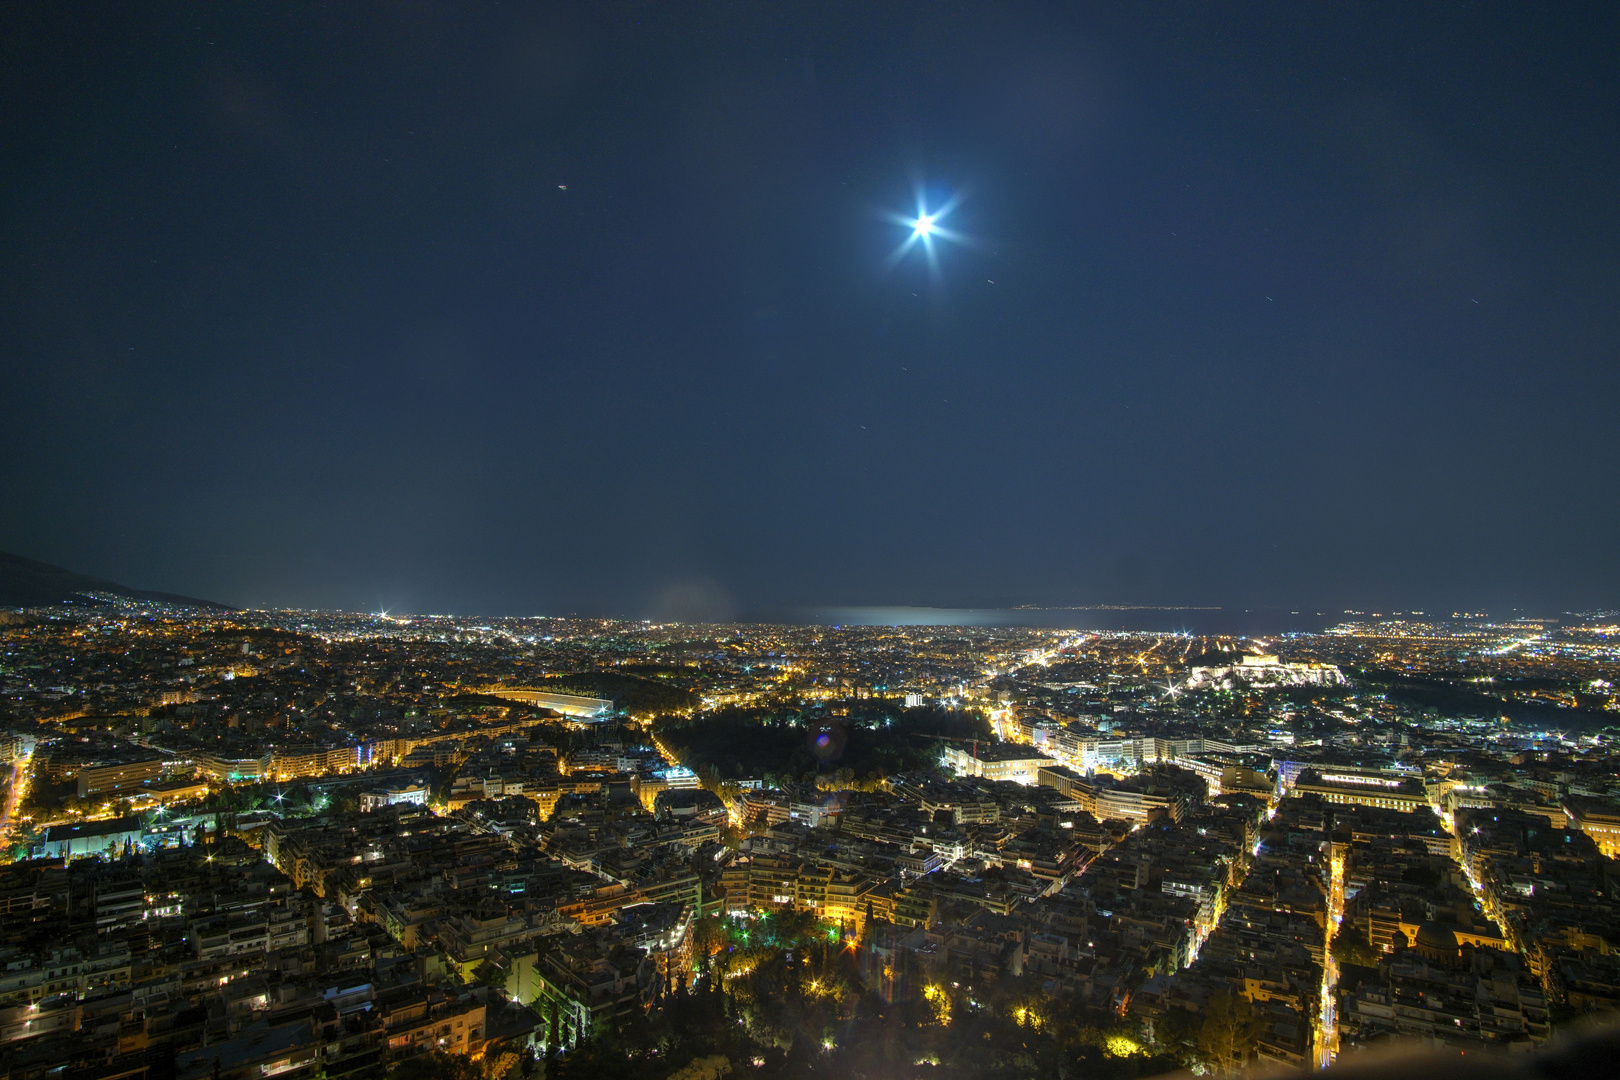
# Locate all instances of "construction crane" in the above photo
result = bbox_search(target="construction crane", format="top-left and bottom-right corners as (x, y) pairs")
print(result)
(910, 732), (985, 758)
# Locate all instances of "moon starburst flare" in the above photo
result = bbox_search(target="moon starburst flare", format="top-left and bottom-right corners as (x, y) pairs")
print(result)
(885, 188), (966, 273)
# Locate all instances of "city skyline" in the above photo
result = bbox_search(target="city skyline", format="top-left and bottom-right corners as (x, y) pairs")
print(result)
(0, 595), (1615, 1075)
(0, 547), (1610, 632)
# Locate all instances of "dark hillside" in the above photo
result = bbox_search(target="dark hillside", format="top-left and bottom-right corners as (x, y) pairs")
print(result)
(0, 551), (234, 610)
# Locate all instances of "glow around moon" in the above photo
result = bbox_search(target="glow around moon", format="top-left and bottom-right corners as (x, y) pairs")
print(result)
(886, 189), (966, 271)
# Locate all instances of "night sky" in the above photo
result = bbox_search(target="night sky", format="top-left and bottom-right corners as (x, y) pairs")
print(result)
(3, 3), (1618, 620)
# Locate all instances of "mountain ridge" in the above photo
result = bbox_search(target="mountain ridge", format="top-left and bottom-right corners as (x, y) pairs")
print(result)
(0, 551), (235, 611)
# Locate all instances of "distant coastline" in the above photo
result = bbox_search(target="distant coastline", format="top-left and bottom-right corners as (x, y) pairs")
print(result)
(781, 606), (1336, 635)
(1009, 604), (1223, 611)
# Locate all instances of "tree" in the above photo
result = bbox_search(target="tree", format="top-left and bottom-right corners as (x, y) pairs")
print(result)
(387, 1051), (482, 1080)
(1198, 990), (1265, 1074)
(1152, 1007), (1202, 1063)
(666, 1056), (731, 1080)
(1331, 926), (1383, 969)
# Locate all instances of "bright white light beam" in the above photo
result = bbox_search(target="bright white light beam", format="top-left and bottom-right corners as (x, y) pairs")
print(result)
(884, 189), (967, 273)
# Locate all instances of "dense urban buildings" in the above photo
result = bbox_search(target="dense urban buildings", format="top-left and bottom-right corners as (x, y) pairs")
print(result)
(0, 599), (1615, 1079)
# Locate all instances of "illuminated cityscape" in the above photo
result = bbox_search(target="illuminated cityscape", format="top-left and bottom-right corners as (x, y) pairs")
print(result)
(0, 598), (1615, 1078)
(3, 3), (1619, 1078)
